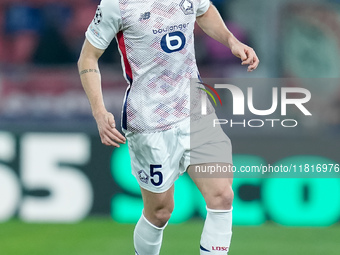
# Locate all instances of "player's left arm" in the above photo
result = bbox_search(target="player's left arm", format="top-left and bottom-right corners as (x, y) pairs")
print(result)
(196, 4), (259, 72)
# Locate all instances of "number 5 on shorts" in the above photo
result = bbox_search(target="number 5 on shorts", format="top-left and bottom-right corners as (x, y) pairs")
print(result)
(150, 164), (163, 186)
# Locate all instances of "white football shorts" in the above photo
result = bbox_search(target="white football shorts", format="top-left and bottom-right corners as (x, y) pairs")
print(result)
(124, 113), (232, 193)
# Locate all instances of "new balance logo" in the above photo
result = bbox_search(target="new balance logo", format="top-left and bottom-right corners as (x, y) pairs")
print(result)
(139, 12), (151, 21)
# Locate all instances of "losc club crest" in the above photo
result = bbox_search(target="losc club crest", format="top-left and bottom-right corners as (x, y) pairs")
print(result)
(93, 7), (103, 25)
(138, 170), (149, 184)
(180, 0), (194, 15)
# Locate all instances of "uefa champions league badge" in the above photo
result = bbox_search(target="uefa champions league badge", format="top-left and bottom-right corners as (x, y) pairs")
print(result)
(93, 7), (103, 25)
(138, 170), (149, 184)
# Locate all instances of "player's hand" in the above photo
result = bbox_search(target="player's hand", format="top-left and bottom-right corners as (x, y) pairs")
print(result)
(230, 39), (260, 72)
(94, 111), (126, 147)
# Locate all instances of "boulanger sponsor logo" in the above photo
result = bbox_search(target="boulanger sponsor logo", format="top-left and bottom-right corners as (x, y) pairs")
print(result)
(161, 31), (186, 53)
(153, 23), (189, 34)
(199, 83), (312, 128)
(155, 23), (189, 53)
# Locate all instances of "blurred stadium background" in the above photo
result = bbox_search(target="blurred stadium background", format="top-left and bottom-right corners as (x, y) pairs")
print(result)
(0, 0), (340, 254)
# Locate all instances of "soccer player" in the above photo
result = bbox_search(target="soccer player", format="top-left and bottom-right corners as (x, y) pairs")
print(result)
(78, 0), (259, 254)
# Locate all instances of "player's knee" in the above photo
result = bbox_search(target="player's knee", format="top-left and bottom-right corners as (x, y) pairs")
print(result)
(144, 207), (172, 228)
(144, 200), (174, 227)
(154, 206), (173, 226)
(207, 186), (234, 210)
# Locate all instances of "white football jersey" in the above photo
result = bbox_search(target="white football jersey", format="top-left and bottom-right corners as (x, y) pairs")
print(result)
(86, 0), (212, 133)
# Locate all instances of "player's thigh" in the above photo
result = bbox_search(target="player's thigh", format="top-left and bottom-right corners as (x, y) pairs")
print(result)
(188, 163), (233, 210)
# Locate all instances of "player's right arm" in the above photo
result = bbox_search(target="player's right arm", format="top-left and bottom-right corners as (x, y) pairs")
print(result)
(78, 39), (126, 147)
(196, 3), (259, 72)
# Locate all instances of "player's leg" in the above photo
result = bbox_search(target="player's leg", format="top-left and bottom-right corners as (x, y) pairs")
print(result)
(126, 127), (183, 255)
(134, 185), (174, 255)
(188, 163), (233, 255)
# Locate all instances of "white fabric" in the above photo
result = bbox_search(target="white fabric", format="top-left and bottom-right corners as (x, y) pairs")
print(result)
(85, 0), (214, 133)
(85, 0), (121, 50)
(134, 213), (167, 255)
(197, 0), (211, 16)
(200, 207), (233, 254)
(125, 113), (232, 193)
